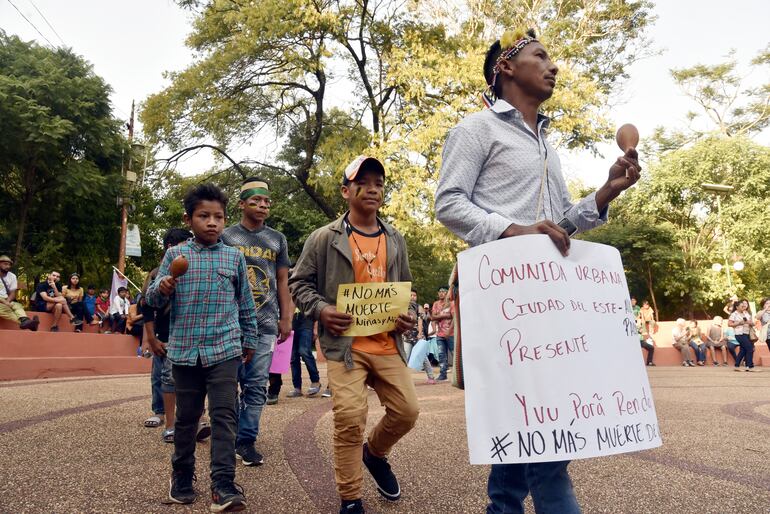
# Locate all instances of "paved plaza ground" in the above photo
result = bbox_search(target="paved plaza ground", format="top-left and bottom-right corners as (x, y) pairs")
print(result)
(1, 365), (768, 513)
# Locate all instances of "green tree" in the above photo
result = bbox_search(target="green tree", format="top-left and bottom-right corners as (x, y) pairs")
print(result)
(620, 137), (770, 316)
(141, 0), (655, 287)
(648, 46), (770, 153)
(579, 218), (683, 320)
(0, 32), (127, 290)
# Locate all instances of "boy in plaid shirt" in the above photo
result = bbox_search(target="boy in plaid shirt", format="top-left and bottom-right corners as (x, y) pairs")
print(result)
(146, 184), (258, 512)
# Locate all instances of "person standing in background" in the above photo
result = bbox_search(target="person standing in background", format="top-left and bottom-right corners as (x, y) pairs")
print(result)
(431, 287), (454, 381)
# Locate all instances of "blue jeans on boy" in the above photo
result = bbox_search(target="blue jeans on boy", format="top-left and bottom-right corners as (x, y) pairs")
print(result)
(236, 333), (276, 446)
(151, 355), (165, 415)
(290, 327), (320, 389)
(437, 335), (454, 379)
(487, 461), (581, 514)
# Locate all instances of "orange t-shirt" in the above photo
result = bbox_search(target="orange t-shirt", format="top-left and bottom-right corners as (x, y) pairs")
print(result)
(348, 228), (398, 355)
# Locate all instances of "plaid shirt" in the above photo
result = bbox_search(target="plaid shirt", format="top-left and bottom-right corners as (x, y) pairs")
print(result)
(146, 239), (258, 367)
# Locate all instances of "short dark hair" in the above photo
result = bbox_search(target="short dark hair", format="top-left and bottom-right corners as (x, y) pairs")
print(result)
(162, 228), (192, 249)
(183, 183), (228, 217)
(411, 289), (418, 294)
(242, 176), (267, 186)
(87, 284), (95, 289)
(100, 288), (108, 294)
(483, 29), (537, 97)
(117, 286), (128, 294)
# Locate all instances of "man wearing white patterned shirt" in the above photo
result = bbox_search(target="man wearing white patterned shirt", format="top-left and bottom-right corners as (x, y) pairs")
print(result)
(436, 28), (641, 514)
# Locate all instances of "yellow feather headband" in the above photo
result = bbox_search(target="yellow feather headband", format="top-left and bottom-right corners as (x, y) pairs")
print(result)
(482, 28), (538, 107)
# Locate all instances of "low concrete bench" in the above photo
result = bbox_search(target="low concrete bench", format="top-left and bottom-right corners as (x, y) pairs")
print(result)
(637, 320), (768, 367)
(0, 311), (149, 380)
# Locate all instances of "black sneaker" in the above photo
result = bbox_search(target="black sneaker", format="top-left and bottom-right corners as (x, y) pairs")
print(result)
(236, 443), (264, 466)
(362, 443), (400, 501)
(210, 481), (246, 512)
(167, 469), (197, 504)
(19, 317), (38, 331)
(70, 317), (83, 326)
(340, 498), (365, 513)
(50, 326), (59, 332)
(266, 393), (279, 405)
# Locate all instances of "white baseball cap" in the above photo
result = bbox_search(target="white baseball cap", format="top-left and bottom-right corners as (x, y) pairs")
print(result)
(342, 155), (385, 185)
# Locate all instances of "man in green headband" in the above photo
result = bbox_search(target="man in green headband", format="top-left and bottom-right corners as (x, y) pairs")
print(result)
(220, 176), (292, 467)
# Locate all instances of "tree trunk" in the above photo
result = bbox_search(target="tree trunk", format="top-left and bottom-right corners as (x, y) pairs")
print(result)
(299, 178), (337, 220)
(14, 166), (35, 265)
(14, 200), (29, 265)
(646, 266), (660, 322)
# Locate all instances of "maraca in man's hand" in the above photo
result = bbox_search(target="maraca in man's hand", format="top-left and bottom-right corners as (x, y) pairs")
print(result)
(607, 123), (641, 189)
(159, 255), (188, 296)
(616, 124), (639, 179)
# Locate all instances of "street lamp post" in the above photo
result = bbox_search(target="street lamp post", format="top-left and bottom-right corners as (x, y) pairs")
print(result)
(701, 183), (742, 291)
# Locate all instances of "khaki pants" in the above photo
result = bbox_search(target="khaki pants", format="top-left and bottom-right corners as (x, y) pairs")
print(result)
(327, 351), (420, 500)
(0, 301), (26, 323)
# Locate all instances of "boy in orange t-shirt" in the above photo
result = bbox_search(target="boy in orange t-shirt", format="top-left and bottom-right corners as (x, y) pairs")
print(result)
(290, 156), (417, 514)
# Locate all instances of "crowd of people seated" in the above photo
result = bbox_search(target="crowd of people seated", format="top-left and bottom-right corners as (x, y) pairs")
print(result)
(669, 298), (770, 370)
(633, 296), (769, 369)
(0, 255), (144, 338)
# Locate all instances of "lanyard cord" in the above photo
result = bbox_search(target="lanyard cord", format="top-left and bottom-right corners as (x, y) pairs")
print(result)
(534, 148), (549, 223)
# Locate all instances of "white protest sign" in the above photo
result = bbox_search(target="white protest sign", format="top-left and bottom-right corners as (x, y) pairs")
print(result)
(458, 235), (662, 464)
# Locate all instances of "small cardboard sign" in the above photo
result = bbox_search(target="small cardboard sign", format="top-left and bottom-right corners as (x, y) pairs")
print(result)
(336, 281), (411, 337)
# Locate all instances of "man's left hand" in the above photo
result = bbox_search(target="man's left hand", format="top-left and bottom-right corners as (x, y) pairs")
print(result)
(607, 148), (641, 192)
(278, 318), (292, 344)
(243, 348), (255, 364)
(394, 313), (416, 334)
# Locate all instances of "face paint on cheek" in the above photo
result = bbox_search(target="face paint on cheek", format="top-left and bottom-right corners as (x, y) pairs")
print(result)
(356, 188), (363, 197)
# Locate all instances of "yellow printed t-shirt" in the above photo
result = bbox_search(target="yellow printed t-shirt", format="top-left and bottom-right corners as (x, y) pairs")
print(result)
(348, 225), (398, 355)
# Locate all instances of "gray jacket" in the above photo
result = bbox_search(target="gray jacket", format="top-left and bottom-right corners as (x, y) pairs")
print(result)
(289, 213), (413, 368)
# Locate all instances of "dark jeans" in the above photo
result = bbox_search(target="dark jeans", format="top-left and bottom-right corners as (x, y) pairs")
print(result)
(290, 327), (320, 389)
(734, 334), (754, 369)
(70, 301), (91, 323)
(437, 336), (454, 379)
(268, 372), (282, 396)
(110, 314), (126, 333)
(689, 341), (706, 362)
(129, 323), (144, 344)
(487, 461), (580, 514)
(150, 355), (165, 415)
(640, 340), (654, 364)
(172, 357), (239, 484)
(727, 342), (739, 363)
